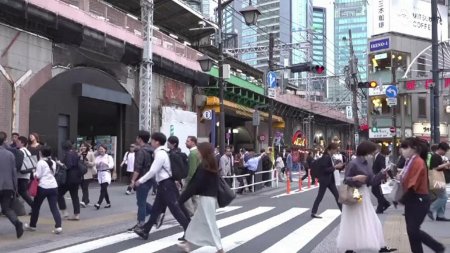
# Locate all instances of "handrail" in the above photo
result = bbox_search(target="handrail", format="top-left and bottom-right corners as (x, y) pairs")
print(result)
(222, 169), (278, 193)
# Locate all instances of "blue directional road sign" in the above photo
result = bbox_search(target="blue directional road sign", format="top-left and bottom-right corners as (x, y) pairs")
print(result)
(266, 71), (277, 88)
(385, 85), (398, 98)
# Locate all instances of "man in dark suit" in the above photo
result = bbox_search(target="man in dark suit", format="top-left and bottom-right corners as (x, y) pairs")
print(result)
(372, 147), (391, 214)
(311, 143), (344, 218)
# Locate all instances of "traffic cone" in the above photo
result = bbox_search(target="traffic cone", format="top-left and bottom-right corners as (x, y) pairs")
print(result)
(287, 173), (291, 194)
(307, 170), (311, 189)
(314, 178), (319, 187)
(298, 175), (302, 191)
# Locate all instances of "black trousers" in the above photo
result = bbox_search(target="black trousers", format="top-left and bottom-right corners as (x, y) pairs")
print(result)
(142, 179), (189, 233)
(97, 183), (110, 205)
(30, 187), (61, 228)
(81, 179), (91, 204)
(311, 181), (342, 214)
(404, 194), (444, 253)
(372, 184), (390, 211)
(0, 190), (19, 226)
(57, 183), (80, 215)
(18, 178), (33, 207)
(245, 169), (255, 192)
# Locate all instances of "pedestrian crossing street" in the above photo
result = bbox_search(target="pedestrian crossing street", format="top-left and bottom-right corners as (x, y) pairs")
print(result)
(47, 205), (341, 253)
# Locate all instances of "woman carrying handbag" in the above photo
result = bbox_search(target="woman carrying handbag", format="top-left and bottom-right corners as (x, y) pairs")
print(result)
(336, 141), (397, 253)
(398, 138), (445, 253)
(178, 142), (225, 253)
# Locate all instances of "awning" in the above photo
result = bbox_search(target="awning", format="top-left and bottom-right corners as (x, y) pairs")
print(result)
(204, 96), (285, 129)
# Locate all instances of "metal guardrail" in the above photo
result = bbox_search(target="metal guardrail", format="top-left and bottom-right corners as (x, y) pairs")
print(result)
(58, 0), (202, 62)
(222, 169), (278, 193)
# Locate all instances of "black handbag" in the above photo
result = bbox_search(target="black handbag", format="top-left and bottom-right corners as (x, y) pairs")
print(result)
(217, 176), (236, 208)
(11, 197), (26, 216)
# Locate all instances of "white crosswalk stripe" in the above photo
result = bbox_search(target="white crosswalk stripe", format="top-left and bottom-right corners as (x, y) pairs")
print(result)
(191, 208), (309, 253)
(119, 206), (275, 253)
(48, 205), (341, 253)
(262, 209), (341, 253)
(47, 206), (243, 253)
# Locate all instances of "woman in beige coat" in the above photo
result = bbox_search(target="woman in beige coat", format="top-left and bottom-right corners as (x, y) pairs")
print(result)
(79, 142), (96, 208)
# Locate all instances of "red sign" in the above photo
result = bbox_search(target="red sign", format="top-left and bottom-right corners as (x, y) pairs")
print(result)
(292, 130), (307, 147)
(390, 127), (396, 134)
(164, 78), (186, 105)
(405, 80), (416, 90)
(425, 80), (433, 89)
(445, 78), (450, 88)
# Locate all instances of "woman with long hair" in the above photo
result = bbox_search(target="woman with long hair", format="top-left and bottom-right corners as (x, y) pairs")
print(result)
(79, 142), (96, 208)
(25, 146), (62, 234)
(28, 132), (41, 158)
(94, 144), (114, 209)
(311, 143), (344, 218)
(336, 141), (396, 253)
(399, 137), (445, 253)
(178, 142), (224, 253)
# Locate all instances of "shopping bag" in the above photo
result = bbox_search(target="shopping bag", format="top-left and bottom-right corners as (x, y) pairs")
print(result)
(217, 176), (235, 208)
(334, 170), (341, 186)
(429, 170), (446, 190)
(389, 180), (403, 202)
(381, 181), (393, 195)
(28, 177), (39, 197)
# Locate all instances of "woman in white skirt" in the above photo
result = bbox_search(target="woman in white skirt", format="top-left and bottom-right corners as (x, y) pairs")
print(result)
(337, 141), (397, 253)
(178, 142), (224, 253)
(94, 144), (114, 209)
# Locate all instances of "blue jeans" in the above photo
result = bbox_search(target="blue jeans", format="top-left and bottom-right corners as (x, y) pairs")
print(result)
(136, 179), (155, 224)
(430, 189), (448, 218)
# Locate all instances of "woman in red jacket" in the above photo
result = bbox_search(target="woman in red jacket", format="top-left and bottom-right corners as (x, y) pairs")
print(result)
(399, 137), (445, 253)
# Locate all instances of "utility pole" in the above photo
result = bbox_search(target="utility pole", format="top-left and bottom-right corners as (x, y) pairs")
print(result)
(268, 32), (274, 147)
(139, 0), (154, 132)
(218, 0), (226, 155)
(431, 0), (440, 144)
(391, 57), (398, 161)
(347, 29), (359, 148)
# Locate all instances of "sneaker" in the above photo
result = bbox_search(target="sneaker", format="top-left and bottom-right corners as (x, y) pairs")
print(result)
(24, 223), (36, 231)
(15, 221), (24, 239)
(52, 227), (63, 234)
(155, 213), (165, 229)
(68, 214), (80, 221)
(61, 210), (69, 219)
(125, 190), (132, 195)
(80, 202), (87, 208)
(105, 204), (111, 208)
(94, 204), (100, 210)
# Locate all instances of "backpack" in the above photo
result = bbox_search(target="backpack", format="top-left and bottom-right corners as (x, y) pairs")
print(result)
(53, 161), (67, 186)
(78, 158), (88, 175)
(166, 150), (188, 181)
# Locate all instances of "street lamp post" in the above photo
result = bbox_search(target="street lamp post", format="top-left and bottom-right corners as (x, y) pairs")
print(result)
(198, 0), (260, 155)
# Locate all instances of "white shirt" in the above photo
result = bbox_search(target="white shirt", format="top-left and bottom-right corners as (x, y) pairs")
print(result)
(95, 154), (114, 184)
(123, 152), (135, 173)
(35, 158), (58, 189)
(190, 146), (197, 151)
(138, 146), (171, 184)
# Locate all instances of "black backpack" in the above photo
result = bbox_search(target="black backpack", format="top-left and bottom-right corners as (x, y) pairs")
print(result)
(166, 150), (188, 181)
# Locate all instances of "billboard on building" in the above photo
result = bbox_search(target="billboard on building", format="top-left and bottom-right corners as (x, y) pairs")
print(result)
(372, 0), (448, 40)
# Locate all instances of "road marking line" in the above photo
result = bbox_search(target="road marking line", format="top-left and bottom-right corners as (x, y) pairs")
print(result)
(48, 206), (242, 253)
(261, 209), (341, 253)
(271, 185), (319, 198)
(191, 208), (309, 253)
(118, 206), (275, 253)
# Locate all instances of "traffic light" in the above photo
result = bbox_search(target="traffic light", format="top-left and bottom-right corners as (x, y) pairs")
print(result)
(357, 81), (378, 88)
(290, 63), (325, 74)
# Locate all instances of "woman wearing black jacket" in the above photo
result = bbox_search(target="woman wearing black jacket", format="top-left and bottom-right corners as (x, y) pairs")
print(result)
(178, 142), (224, 253)
(311, 143), (344, 218)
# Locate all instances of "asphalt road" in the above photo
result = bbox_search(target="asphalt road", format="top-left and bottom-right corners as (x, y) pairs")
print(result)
(0, 181), (342, 253)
